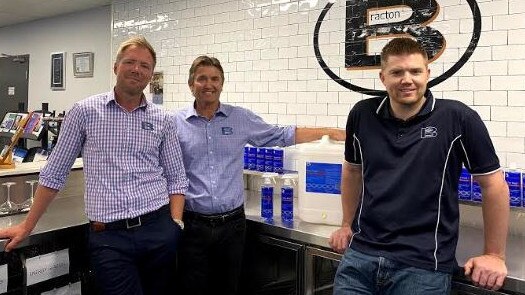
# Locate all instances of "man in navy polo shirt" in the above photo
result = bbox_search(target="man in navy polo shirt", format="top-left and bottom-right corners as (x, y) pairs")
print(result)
(329, 37), (509, 294)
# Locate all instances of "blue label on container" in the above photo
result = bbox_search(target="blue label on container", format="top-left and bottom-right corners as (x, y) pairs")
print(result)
(257, 159), (266, 172)
(243, 155), (249, 169)
(257, 148), (266, 158)
(261, 186), (273, 220)
(523, 173), (525, 208)
(273, 160), (283, 174)
(248, 158), (257, 170)
(506, 171), (522, 207)
(472, 180), (482, 202)
(265, 148), (274, 159)
(458, 168), (472, 201)
(265, 160), (273, 172)
(273, 149), (284, 160)
(305, 162), (342, 194)
(281, 187), (294, 222)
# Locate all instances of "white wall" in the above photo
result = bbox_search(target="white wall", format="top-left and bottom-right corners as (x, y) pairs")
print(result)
(0, 6), (112, 113)
(112, 0), (525, 168)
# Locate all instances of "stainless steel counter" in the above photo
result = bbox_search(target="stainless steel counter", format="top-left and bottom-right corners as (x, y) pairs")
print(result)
(1, 191), (524, 293)
(243, 191), (525, 294)
(0, 158), (83, 177)
(0, 196), (88, 250)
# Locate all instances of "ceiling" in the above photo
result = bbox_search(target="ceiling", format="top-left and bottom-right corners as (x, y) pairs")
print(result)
(0, 0), (112, 28)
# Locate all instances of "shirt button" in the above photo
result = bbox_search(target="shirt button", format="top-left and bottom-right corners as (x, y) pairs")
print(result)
(209, 151), (213, 154)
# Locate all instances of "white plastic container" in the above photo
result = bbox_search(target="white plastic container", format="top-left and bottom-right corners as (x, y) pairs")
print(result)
(297, 135), (344, 225)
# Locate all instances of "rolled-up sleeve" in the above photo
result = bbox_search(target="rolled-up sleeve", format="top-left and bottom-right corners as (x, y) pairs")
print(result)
(244, 109), (295, 147)
(39, 104), (85, 190)
(160, 114), (188, 195)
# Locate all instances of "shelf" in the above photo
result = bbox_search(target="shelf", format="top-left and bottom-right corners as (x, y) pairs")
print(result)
(243, 169), (298, 179)
(0, 131), (40, 141)
(459, 199), (525, 212)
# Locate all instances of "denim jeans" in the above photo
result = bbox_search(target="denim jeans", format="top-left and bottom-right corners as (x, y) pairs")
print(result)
(333, 249), (451, 295)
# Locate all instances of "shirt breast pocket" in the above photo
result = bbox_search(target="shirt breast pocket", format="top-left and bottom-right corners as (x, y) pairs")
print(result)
(135, 129), (162, 153)
(215, 133), (244, 157)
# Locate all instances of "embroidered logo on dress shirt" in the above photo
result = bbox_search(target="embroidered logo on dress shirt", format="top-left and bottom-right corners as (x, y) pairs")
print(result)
(421, 126), (437, 139)
(141, 121), (154, 131)
(222, 127), (233, 135)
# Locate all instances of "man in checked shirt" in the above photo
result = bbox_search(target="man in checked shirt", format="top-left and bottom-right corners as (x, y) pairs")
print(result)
(0, 36), (188, 295)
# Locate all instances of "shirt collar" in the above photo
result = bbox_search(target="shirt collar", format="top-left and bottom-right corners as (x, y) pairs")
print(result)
(376, 89), (435, 120)
(185, 101), (232, 120)
(106, 89), (149, 111)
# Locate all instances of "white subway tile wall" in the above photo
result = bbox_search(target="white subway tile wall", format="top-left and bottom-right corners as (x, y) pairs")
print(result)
(113, 0), (525, 168)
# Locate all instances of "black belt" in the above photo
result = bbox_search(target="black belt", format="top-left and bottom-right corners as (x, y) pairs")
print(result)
(90, 205), (169, 232)
(184, 206), (245, 227)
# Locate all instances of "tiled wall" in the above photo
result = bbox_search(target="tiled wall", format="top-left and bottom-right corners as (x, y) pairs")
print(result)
(112, 0), (525, 168)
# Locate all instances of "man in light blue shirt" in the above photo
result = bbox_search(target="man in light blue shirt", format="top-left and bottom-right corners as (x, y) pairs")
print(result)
(0, 36), (188, 295)
(175, 55), (345, 295)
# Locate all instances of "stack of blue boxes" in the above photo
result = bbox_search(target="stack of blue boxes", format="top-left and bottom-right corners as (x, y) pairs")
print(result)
(458, 167), (524, 208)
(244, 146), (284, 174)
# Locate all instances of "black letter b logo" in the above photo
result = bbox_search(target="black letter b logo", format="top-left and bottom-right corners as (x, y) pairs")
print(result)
(345, 0), (445, 69)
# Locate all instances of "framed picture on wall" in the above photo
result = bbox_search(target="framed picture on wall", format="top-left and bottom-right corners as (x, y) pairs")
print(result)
(51, 52), (65, 90)
(73, 52), (94, 78)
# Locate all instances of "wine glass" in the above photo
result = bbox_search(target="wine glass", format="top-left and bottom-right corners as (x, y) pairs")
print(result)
(19, 179), (38, 212)
(0, 182), (18, 215)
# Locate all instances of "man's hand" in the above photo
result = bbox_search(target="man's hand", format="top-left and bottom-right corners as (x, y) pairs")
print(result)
(464, 254), (507, 291)
(329, 225), (352, 253)
(0, 221), (32, 252)
(329, 129), (346, 142)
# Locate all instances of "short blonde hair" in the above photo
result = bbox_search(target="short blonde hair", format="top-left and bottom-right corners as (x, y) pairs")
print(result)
(115, 36), (156, 67)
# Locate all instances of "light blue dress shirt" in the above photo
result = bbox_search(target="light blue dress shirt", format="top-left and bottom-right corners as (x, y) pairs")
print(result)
(175, 103), (295, 214)
(39, 91), (188, 222)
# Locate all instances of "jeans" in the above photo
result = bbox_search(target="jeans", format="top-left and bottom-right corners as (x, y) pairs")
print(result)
(88, 209), (182, 295)
(333, 249), (451, 295)
(177, 212), (246, 295)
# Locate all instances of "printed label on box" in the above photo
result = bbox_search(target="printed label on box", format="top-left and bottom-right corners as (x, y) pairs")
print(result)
(0, 264), (7, 294)
(26, 249), (70, 286)
(41, 281), (81, 295)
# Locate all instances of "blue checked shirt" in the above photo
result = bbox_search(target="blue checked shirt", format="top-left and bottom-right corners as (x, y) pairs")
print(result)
(175, 103), (295, 214)
(39, 91), (188, 222)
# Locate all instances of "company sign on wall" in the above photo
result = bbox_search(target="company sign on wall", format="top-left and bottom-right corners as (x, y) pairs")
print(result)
(314, 0), (482, 96)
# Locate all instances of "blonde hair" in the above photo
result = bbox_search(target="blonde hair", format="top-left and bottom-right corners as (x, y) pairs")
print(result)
(115, 36), (156, 67)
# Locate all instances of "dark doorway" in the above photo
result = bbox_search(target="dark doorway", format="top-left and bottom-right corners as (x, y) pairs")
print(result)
(0, 54), (29, 147)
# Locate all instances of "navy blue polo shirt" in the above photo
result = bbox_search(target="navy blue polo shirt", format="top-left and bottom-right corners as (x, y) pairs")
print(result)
(345, 90), (500, 273)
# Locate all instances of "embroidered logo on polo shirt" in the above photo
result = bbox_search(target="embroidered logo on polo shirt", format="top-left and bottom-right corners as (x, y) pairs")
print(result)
(421, 126), (437, 139)
(222, 127), (233, 135)
(141, 121), (154, 131)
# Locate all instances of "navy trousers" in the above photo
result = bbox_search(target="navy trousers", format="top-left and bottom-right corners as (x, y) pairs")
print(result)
(88, 208), (182, 295)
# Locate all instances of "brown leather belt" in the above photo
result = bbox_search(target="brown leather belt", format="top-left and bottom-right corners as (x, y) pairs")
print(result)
(90, 205), (169, 232)
(184, 206), (244, 227)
